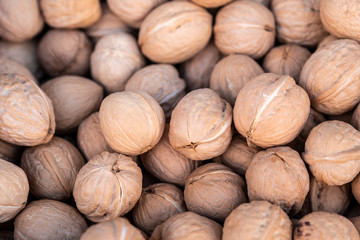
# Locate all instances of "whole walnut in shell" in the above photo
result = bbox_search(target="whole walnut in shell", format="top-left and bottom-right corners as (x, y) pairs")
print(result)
(0, 159), (29, 223)
(169, 88), (232, 161)
(191, 0), (232, 8)
(0, 140), (22, 164)
(0, 57), (37, 84)
(246, 147), (310, 215)
(14, 199), (87, 240)
(21, 136), (85, 200)
(210, 54), (264, 106)
(302, 121), (360, 186)
(317, 35), (338, 49)
(138, 1), (212, 64)
(233, 73), (310, 148)
(214, 1), (275, 59)
(73, 152), (142, 222)
(223, 201), (293, 240)
(125, 64), (186, 118)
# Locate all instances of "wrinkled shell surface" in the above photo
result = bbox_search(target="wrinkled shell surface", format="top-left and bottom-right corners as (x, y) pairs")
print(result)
(191, 0), (232, 8)
(0, 57), (37, 84)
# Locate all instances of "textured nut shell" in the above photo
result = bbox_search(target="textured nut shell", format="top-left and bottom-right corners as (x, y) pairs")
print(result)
(77, 112), (113, 161)
(80, 217), (147, 240)
(210, 54), (264, 105)
(133, 183), (186, 234)
(191, 0), (232, 8)
(138, 1), (212, 63)
(263, 44), (311, 82)
(91, 33), (145, 93)
(21, 136), (85, 200)
(317, 35), (338, 49)
(293, 211), (359, 240)
(0, 0), (43, 42)
(234, 73), (310, 148)
(0, 57), (37, 84)
(300, 108), (326, 139)
(125, 64), (186, 118)
(14, 199), (87, 240)
(214, 1), (275, 59)
(40, 0), (101, 29)
(303, 121), (360, 186)
(41, 75), (103, 133)
(351, 104), (360, 131)
(185, 163), (247, 222)
(38, 30), (92, 77)
(350, 217), (360, 235)
(0, 159), (29, 223)
(223, 201), (292, 240)
(0, 140), (22, 163)
(169, 88), (232, 160)
(73, 152), (142, 222)
(299, 39), (360, 115)
(0, 73), (55, 146)
(246, 147), (310, 215)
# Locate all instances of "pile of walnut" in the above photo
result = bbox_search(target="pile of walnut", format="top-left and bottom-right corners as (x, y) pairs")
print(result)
(1, 0), (360, 239)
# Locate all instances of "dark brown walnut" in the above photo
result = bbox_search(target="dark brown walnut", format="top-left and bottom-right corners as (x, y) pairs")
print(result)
(214, 1), (275, 59)
(0, 73), (55, 146)
(191, 0), (232, 8)
(263, 44), (311, 82)
(77, 112), (113, 161)
(133, 183), (186, 234)
(80, 217), (147, 240)
(41, 75), (103, 133)
(246, 147), (310, 215)
(150, 211), (222, 240)
(73, 152), (142, 222)
(299, 39), (360, 115)
(0, 57), (37, 84)
(302, 121), (360, 186)
(317, 35), (338, 49)
(210, 54), (264, 106)
(351, 104), (360, 131)
(0, 159), (29, 223)
(14, 199), (87, 240)
(21, 136), (85, 200)
(350, 217), (360, 235)
(169, 88), (232, 161)
(185, 163), (247, 222)
(293, 211), (359, 240)
(38, 30), (92, 77)
(125, 64), (186, 118)
(233, 73), (310, 148)
(181, 42), (221, 91)
(223, 201), (292, 240)
(0, 140), (22, 163)
(0, 0), (43, 42)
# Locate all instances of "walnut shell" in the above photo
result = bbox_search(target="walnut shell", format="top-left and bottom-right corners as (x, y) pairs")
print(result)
(233, 73), (310, 148)
(0, 159), (29, 223)
(40, 0), (101, 29)
(246, 147), (310, 215)
(38, 30), (92, 77)
(350, 217), (360, 235)
(214, 1), (275, 59)
(0, 140), (22, 164)
(0, 57), (37, 84)
(302, 120), (360, 186)
(41, 75), (103, 133)
(223, 201), (292, 240)
(73, 152), (142, 222)
(14, 199), (87, 240)
(169, 88), (232, 160)
(317, 35), (338, 49)
(293, 211), (359, 240)
(299, 39), (360, 115)
(91, 32), (145, 93)
(351, 104), (360, 131)
(351, 174), (360, 205)
(210, 54), (264, 106)
(125, 64), (186, 118)
(138, 1), (212, 64)
(80, 217), (147, 240)
(191, 0), (232, 8)
(133, 183), (186, 234)
(0, 73), (55, 146)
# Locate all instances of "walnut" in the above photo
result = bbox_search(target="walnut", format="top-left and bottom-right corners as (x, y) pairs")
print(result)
(0, 140), (23, 164)
(317, 35), (338, 49)
(190, 0), (232, 8)
(351, 104), (360, 131)
(0, 57), (37, 84)
(349, 217), (360, 235)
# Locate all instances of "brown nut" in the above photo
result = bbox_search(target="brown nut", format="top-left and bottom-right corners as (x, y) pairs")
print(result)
(350, 217), (360, 235)
(302, 120), (360, 186)
(351, 173), (360, 205)
(125, 64), (186, 118)
(233, 73), (310, 148)
(214, 1), (275, 59)
(169, 88), (232, 160)
(0, 140), (22, 164)
(138, 1), (212, 64)
(191, 0), (232, 8)
(14, 199), (87, 240)
(210, 54), (264, 106)
(0, 57), (37, 84)
(73, 152), (142, 222)
(317, 35), (338, 49)
(246, 147), (310, 215)
(351, 104), (360, 131)
(133, 183), (186, 234)
(0, 73), (55, 146)
(0, 159), (29, 223)
(223, 201), (293, 240)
